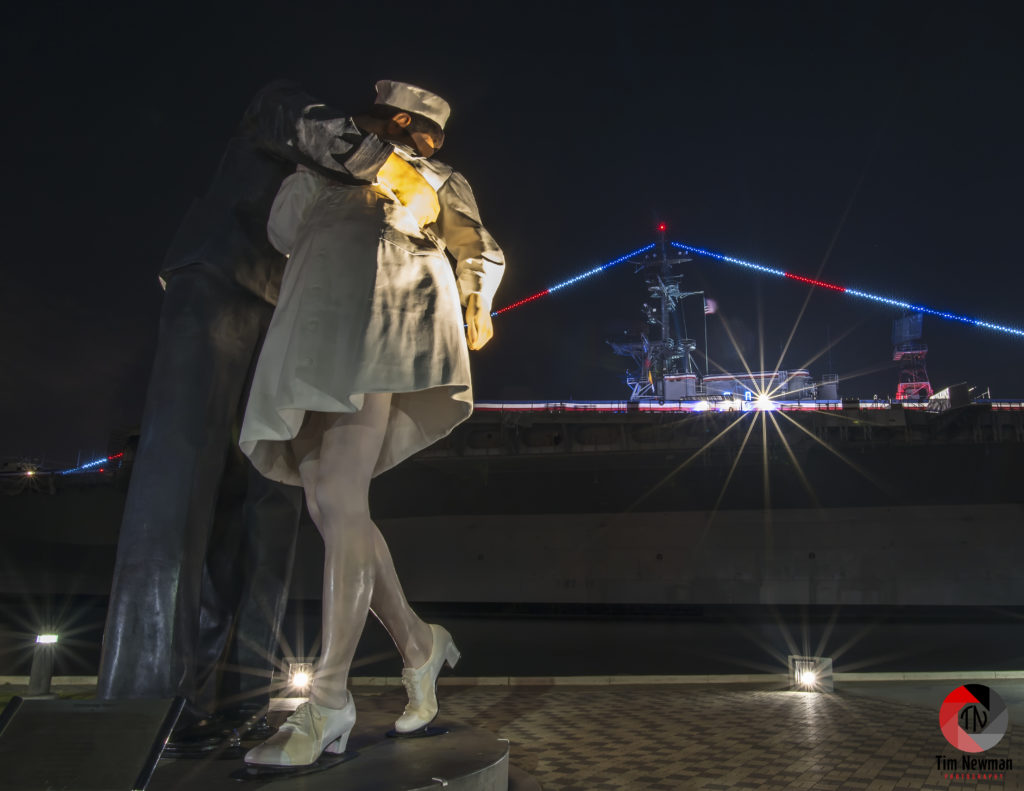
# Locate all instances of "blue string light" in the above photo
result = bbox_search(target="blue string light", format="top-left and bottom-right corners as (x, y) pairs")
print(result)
(671, 242), (786, 277)
(60, 452), (124, 475)
(547, 243), (657, 293)
(672, 241), (1024, 339)
(492, 243), (657, 316)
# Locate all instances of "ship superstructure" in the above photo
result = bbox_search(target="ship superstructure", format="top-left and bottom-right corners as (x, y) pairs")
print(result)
(608, 227), (830, 404)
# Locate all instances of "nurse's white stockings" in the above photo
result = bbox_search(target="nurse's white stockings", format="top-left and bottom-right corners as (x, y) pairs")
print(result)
(292, 394), (433, 710)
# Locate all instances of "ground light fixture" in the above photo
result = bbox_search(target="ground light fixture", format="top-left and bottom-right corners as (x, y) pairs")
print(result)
(269, 658), (316, 712)
(28, 633), (60, 697)
(288, 662), (314, 693)
(788, 655), (834, 692)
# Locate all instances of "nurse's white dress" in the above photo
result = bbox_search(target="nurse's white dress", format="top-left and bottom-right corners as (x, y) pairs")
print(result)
(239, 149), (504, 485)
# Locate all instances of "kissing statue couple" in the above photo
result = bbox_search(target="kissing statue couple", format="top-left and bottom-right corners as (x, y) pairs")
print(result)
(98, 78), (504, 768)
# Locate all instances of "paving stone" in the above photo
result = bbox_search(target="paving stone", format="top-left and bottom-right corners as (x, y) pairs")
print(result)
(351, 684), (1019, 790)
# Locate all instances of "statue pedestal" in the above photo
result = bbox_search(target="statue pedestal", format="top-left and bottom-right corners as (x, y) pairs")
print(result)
(149, 711), (518, 791)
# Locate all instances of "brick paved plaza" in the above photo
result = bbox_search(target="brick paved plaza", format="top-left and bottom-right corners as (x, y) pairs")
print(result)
(361, 682), (1021, 790)
(3, 680), (1023, 789)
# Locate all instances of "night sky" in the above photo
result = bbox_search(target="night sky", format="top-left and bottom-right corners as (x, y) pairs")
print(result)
(3, 1), (1022, 466)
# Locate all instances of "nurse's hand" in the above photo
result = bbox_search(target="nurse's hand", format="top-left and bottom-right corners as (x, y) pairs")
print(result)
(376, 153), (440, 228)
(465, 294), (493, 350)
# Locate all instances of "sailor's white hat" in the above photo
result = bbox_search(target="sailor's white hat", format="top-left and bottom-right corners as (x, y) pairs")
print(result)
(374, 80), (451, 130)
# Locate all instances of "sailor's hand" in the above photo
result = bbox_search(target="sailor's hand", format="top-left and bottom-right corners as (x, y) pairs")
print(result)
(465, 293), (493, 350)
(376, 153), (439, 228)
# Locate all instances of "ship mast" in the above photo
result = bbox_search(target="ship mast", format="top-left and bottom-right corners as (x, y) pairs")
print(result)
(608, 225), (705, 400)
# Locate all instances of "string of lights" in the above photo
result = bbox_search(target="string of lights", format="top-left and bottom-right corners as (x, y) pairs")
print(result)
(671, 241), (1024, 339)
(59, 452), (124, 476)
(491, 243), (656, 316)
(488, 234), (1022, 340)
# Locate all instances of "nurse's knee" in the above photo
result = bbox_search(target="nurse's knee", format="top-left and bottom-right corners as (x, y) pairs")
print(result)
(312, 480), (370, 529)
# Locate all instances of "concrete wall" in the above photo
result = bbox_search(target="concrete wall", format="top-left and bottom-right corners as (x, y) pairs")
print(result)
(314, 504), (1024, 607)
(3, 486), (1022, 608)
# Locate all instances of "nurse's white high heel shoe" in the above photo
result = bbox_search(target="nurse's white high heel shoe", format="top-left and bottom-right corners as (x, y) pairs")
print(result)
(394, 623), (460, 734)
(244, 696), (356, 767)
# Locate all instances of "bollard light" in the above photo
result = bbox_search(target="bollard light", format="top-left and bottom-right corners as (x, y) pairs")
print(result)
(28, 633), (60, 697)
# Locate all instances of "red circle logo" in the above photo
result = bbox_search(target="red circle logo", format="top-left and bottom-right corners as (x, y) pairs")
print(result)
(939, 684), (1008, 753)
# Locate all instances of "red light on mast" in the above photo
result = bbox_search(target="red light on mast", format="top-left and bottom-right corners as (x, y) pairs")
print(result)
(657, 223), (666, 232)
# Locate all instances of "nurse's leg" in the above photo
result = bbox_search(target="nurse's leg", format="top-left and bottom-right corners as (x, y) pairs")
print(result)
(367, 528), (433, 669)
(292, 409), (431, 674)
(300, 394), (394, 709)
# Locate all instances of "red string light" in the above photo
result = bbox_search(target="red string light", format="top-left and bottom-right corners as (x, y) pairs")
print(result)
(784, 273), (846, 292)
(492, 289), (551, 316)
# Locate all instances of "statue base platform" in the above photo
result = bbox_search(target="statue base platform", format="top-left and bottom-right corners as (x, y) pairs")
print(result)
(149, 710), (524, 791)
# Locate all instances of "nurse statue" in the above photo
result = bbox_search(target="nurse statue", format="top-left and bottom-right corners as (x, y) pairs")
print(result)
(239, 80), (504, 767)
